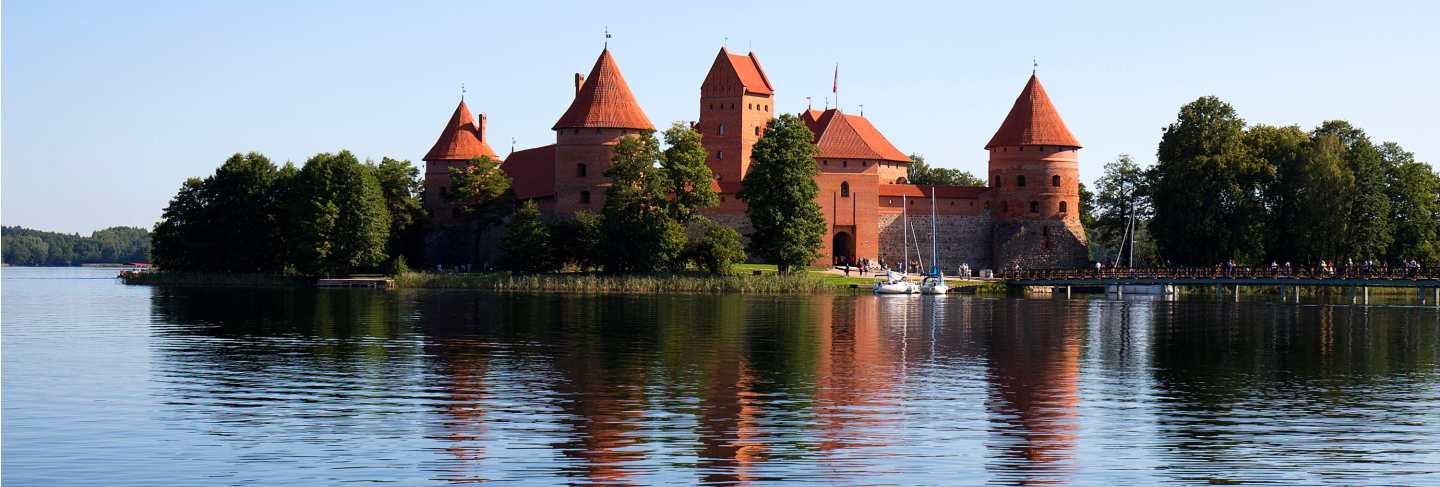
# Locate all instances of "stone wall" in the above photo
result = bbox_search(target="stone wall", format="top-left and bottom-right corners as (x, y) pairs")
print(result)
(877, 213), (994, 274)
(991, 219), (1089, 270)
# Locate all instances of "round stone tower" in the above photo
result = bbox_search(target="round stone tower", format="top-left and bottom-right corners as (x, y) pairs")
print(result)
(986, 74), (1089, 269)
(551, 48), (654, 216)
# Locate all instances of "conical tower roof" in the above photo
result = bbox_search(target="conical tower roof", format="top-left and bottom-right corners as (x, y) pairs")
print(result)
(553, 48), (654, 131)
(424, 100), (498, 161)
(985, 74), (1081, 150)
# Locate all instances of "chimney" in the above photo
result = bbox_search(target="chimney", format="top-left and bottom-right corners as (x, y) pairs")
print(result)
(574, 73), (585, 95)
(477, 114), (486, 141)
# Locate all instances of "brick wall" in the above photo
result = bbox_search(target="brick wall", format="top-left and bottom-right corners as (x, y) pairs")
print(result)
(877, 213), (994, 273)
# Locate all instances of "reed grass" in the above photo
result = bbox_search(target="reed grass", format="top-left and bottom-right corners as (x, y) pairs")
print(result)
(395, 271), (847, 294)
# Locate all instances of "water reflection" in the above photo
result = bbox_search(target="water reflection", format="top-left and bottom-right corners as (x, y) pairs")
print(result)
(131, 287), (1440, 485)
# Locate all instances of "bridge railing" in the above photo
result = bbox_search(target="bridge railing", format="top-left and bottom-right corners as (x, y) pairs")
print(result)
(1001, 266), (1440, 282)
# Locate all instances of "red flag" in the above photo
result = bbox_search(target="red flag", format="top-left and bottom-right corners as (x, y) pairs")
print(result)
(832, 63), (838, 93)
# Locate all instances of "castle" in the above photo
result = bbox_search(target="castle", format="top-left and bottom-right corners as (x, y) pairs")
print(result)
(421, 46), (1089, 272)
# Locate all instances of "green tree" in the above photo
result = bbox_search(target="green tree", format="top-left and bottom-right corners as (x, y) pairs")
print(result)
(206, 152), (286, 272)
(1380, 142), (1440, 262)
(444, 155), (514, 267)
(291, 151), (391, 276)
(738, 114), (827, 273)
(550, 210), (602, 271)
(151, 178), (212, 271)
(660, 122), (719, 222)
(1150, 96), (1270, 265)
(499, 200), (555, 274)
(690, 218), (746, 275)
(1298, 134), (1354, 262)
(1246, 124), (1311, 263)
(601, 132), (687, 272)
(1091, 154), (1156, 265)
(1316, 120), (1391, 261)
(907, 153), (985, 186)
(372, 157), (426, 266)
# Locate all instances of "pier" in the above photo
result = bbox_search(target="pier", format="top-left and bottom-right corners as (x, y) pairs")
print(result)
(1004, 266), (1440, 304)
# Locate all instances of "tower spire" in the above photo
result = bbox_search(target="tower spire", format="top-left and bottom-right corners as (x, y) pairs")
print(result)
(460, 82), (466, 101)
(604, 26), (611, 48)
(1032, 56), (1037, 75)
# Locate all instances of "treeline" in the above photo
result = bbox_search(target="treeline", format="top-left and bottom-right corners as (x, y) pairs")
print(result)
(151, 152), (424, 276)
(2, 226), (151, 266)
(149, 117), (830, 277)
(1084, 96), (1436, 266)
(906, 154), (985, 186)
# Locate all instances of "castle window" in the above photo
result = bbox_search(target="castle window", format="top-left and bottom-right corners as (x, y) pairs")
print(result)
(822, 160), (828, 166)
(748, 103), (752, 109)
(580, 191), (591, 205)
(1059, 201), (1068, 213)
(755, 126), (761, 136)
(909, 199), (915, 206)
(576, 163), (587, 177)
(1030, 201), (1039, 213)
(1017, 175), (1027, 187)
(863, 161), (869, 167)
(719, 123), (726, 135)
(841, 181), (850, 197)
(843, 160), (848, 167)
(718, 150), (725, 160)
(1052, 175), (1061, 187)
(708, 103), (714, 110)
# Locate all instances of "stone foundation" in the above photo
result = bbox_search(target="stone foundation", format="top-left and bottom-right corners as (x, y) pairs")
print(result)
(991, 219), (1089, 270)
(877, 213), (993, 274)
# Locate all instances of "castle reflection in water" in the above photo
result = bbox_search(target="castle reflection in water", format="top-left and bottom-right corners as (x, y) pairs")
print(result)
(147, 289), (1440, 484)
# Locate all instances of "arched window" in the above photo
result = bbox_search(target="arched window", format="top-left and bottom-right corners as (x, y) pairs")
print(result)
(1017, 175), (1027, 187)
(1059, 201), (1068, 213)
(1052, 175), (1061, 187)
(754, 126), (761, 136)
(719, 123), (726, 135)
(576, 163), (587, 177)
(840, 181), (850, 197)
(718, 150), (725, 160)
(579, 191), (591, 205)
(1030, 201), (1039, 213)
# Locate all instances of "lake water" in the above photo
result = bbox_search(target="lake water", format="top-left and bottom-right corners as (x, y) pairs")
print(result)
(3, 267), (1439, 485)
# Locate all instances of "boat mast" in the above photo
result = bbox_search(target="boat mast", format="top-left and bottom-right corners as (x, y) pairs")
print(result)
(902, 194), (909, 274)
(930, 186), (939, 275)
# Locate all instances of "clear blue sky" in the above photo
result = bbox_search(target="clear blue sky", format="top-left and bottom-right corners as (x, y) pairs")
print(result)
(4, 0), (1437, 233)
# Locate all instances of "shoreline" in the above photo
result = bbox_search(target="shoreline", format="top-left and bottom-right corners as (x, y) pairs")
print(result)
(118, 269), (1005, 295)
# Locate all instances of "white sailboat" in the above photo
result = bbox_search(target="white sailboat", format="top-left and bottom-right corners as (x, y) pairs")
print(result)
(921, 186), (949, 294)
(875, 194), (919, 294)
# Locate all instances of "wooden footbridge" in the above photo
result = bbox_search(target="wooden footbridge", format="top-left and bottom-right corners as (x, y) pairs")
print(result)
(1002, 266), (1440, 303)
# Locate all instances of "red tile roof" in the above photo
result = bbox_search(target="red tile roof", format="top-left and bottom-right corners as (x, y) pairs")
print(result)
(804, 108), (909, 162)
(553, 49), (654, 131)
(424, 100), (499, 161)
(501, 144), (556, 200)
(713, 48), (773, 95)
(985, 74), (1081, 149)
(879, 184), (987, 198)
